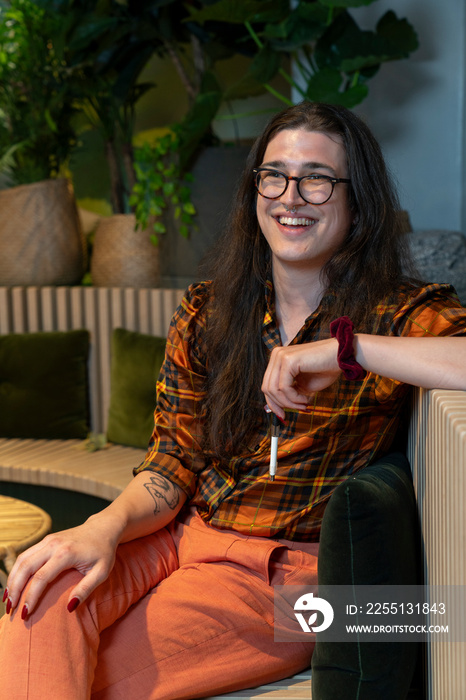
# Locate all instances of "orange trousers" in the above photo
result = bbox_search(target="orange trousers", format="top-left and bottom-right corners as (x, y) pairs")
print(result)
(0, 508), (318, 699)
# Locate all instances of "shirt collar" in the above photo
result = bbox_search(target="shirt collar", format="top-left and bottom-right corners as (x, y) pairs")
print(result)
(262, 279), (335, 349)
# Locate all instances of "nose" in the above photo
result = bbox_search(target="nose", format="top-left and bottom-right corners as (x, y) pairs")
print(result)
(280, 177), (305, 209)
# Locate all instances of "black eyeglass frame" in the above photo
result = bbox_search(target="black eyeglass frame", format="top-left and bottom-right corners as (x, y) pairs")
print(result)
(253, 168), (351, 205)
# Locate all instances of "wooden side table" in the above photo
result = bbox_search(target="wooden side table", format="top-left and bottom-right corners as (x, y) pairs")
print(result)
(0, 495), (52, 593)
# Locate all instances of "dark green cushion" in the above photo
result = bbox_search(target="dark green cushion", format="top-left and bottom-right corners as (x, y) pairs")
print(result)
(106, 328), (166, 449)
(312, 452), (421, 700)
(0, 329), (89, 439)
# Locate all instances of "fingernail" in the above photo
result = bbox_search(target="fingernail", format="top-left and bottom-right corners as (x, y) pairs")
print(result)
(264, 405), (272, 413)
(67, 597), (80, 613)
(21, 604), (28, 620)
(6, 598), (12, 615)
(276, 414), (286, 425)
(2, 588), (8, 603)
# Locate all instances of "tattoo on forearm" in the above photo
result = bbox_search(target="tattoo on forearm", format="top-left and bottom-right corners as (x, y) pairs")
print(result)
(143, 474), (180, 515)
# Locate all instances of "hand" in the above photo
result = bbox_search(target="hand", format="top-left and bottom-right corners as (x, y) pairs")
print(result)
(5, 512), (122, 617)
(262, 338), (341, 418)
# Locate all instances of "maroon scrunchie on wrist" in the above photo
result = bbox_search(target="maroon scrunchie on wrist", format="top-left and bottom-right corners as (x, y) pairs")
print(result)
(329, 316), (366, 381)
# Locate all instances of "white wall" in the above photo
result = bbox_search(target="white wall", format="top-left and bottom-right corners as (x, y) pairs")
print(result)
(352, 0), (466, 232)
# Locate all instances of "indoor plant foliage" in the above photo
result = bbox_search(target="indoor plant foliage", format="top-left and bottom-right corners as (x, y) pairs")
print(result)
(130, 131), (197, 245)
(180, 0), (419, 159)
(49, 0), (199, 245)
(0, 0), (80, 184)
(60, 0), (162, 216)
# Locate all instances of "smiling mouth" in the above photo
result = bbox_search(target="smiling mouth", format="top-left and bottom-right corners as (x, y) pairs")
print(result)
(277, 216), (317, 226)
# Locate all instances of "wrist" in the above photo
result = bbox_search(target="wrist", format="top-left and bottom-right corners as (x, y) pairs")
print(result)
(86, 507), (127, 544)
(329, 316), (366, 381)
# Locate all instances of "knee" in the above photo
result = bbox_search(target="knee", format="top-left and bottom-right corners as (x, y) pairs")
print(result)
(23, 568), (83, 615)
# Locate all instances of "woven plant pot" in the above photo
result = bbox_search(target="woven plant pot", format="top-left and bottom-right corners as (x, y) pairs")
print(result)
(91, 214), (160, 288)
(0, 178), (85, 286)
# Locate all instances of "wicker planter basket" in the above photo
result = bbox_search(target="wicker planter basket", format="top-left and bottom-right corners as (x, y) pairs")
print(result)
(0, 178), (85, 286)
(91, 214), (160, 288)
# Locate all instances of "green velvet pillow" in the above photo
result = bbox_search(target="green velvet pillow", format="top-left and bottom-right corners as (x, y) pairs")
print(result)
(106, 328), (166, 449)
(0, 329), (89, 439)
(312, 452), (421, 700)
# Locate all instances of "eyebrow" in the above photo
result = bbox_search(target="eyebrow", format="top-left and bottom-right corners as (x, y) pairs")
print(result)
(260, 160), (338, 177)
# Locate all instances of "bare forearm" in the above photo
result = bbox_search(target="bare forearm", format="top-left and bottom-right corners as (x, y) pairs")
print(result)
(86, 471), (187, 545)
(354, 334), (466, 391)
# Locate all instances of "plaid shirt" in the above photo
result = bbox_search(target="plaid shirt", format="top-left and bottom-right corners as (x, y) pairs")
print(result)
(135, 281), (466, 541)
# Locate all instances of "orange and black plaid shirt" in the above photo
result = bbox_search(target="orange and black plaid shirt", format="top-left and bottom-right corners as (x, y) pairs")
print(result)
(135, 280), (466, 542)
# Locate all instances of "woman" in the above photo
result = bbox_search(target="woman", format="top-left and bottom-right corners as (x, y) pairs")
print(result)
(1, 102), (465, 699)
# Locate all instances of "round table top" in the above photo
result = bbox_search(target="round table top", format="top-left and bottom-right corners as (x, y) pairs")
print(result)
(0, 495), (52, 559)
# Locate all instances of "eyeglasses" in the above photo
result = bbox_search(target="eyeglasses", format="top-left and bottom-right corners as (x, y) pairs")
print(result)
(253, 168), (351, 205)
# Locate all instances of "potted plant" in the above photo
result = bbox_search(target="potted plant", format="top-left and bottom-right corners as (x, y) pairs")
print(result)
(0, 0), (85, 286)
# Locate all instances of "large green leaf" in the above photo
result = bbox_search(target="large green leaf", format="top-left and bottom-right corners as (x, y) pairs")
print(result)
(186, 0), (289, 25)
(332, 83), (368, 107)
(315, 9), (417, 74)
(304, 66), (368, 107)
(248, 43), (281, 83)
(224, 44), (280, 99)
(314, 11), (362, 69)
(305, 66), (342, 101)
(376, 10), (419, 56)
(202, 37), (241, 64)
(338, 12), (418, 72)
(224, 75), (267, 100)
(265, 2), (330, 51)
(177, 71), (223, 169)
(67, 16), (120, 52)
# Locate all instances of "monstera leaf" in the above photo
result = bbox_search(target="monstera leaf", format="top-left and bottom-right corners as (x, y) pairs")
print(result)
(225, 45), (282, 100)
(315, 10), (418, 73)
(304, 67), (368, 108)
(264, 2), (330, 51)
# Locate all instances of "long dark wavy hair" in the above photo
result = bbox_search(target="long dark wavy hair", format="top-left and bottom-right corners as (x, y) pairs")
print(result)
(199, 101), (417, 457)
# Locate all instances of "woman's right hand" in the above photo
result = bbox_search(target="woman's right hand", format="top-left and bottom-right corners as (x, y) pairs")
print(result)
(4, 511), (123, 618)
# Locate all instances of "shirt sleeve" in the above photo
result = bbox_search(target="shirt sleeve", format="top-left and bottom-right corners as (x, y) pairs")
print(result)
(133, 282), (210, 499)
(391, 283), (466, 337)
(374, 283), (466, 403)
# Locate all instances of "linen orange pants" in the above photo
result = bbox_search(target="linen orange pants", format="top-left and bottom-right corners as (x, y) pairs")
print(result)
(0, 508), (318, 699)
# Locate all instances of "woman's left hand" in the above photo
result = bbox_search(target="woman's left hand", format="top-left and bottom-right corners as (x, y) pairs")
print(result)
(261, 338), (341, 418)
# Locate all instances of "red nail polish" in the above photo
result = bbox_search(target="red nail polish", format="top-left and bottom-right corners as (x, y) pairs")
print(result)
(2, 588), (8, 603)
(6, 598), (12, 615)
(21, 604), (28, 620)
(67, 597), (80, 613)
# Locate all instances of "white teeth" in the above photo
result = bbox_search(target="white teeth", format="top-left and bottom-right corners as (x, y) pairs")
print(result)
(278, 216), (315, 226)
